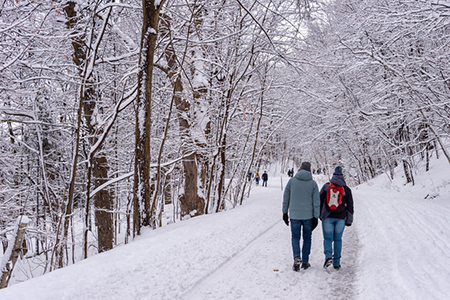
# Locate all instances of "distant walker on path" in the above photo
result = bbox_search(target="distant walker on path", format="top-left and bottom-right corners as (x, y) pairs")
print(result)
(254, 171), (260, 185)
(262, 171), (268, 187)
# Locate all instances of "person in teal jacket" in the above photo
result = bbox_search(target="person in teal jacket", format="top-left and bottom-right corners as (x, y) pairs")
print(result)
(282, 162), (320, 271)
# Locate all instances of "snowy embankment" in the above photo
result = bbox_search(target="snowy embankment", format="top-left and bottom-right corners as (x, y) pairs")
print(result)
(1, 157), (449, 300)
(354, 159), (450, 299)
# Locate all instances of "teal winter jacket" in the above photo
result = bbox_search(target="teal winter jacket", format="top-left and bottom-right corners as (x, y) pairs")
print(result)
(282, 169), (320, 220)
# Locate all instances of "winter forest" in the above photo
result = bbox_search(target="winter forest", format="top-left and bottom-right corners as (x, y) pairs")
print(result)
(1, 0), (450, 289)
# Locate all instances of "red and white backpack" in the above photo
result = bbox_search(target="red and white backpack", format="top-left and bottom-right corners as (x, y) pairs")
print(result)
(326, 183), (346, 212)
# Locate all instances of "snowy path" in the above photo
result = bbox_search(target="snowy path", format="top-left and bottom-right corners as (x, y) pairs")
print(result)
(184, 222), (358, 300)
(184, 185), (359, 300)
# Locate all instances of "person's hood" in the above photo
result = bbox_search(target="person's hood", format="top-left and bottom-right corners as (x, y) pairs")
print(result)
(330, 174), (346, 186)
(294, 169), (312, 181)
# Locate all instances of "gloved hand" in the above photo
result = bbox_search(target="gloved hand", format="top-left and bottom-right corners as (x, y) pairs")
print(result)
(346, 212), (353, 227)
(283, 213), (289, 226)
(312, 218), (318, 231)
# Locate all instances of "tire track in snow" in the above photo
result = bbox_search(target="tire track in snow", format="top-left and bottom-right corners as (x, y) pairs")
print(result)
(182, 219), (282, 300)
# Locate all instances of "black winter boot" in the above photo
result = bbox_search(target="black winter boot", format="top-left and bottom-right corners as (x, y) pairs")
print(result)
(301, 262), (311, 270)
(292, 256), (301, 271)
(323, 257), (333, 269)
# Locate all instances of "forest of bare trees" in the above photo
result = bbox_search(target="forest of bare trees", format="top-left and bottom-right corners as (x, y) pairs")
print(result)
(1, 0), (449, 288)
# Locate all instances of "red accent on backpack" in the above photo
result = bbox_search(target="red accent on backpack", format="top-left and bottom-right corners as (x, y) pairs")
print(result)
(326, 183), (345, 210)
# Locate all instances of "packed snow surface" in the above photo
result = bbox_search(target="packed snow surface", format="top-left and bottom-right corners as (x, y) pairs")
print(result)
(1, 157), (449, 299)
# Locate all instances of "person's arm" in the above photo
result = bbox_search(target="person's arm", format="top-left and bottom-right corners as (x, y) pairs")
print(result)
(312, 182), (320, 218)
(282, 181), (290, 214)
(345, 187), (354, 215)
(319, 183), (329, 217)
(282, 181), (291, 225)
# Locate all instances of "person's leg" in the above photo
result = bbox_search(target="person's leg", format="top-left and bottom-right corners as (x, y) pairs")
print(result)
(322, 218), (334, 260)
(332, 219), (346, 266)
(301, 219), (313, 263)
(290, 219), (301, 259)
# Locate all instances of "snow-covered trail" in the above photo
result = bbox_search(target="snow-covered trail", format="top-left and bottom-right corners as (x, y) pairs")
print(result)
(184, 221), (358, 300)
(184, 183), (358, 300)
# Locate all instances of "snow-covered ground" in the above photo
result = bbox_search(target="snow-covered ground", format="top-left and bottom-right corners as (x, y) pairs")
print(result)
(1, 157), (450, 300)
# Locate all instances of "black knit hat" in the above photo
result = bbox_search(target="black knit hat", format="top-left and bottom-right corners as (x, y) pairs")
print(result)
(300, 162), (311, 172)
(333, 166), (343, 175)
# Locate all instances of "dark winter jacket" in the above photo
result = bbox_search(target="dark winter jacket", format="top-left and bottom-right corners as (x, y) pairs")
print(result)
(262, 173), (268, 181)
(283, 169), (320, 220)
(319, 174), (354, 223)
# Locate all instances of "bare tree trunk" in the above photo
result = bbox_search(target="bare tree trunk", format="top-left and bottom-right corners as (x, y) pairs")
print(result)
(240, 68), (266, 205)
(64, 2), (114, 258)
(92, 156), (114, 252)
(213, 88), (233, 213)
(150, 80), (176, 227)
(216, 132), (227, 211)
(133, 0), (166, 236)
(402, 159), (414, 185)
(0, 217), (28, 289)
(160, 15), (204, 218)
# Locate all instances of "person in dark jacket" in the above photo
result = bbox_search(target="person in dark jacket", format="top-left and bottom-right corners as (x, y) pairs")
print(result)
(247, 171), (253, 182)
(282, 162), (320, 271)
(319, 166), (354, 270)
(262, 171), (268, 187)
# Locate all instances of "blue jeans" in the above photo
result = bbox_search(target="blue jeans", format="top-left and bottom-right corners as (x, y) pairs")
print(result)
(322, 218), (346, 266)
(262, 180), (267, 187)
(290, 219), (313, 262)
